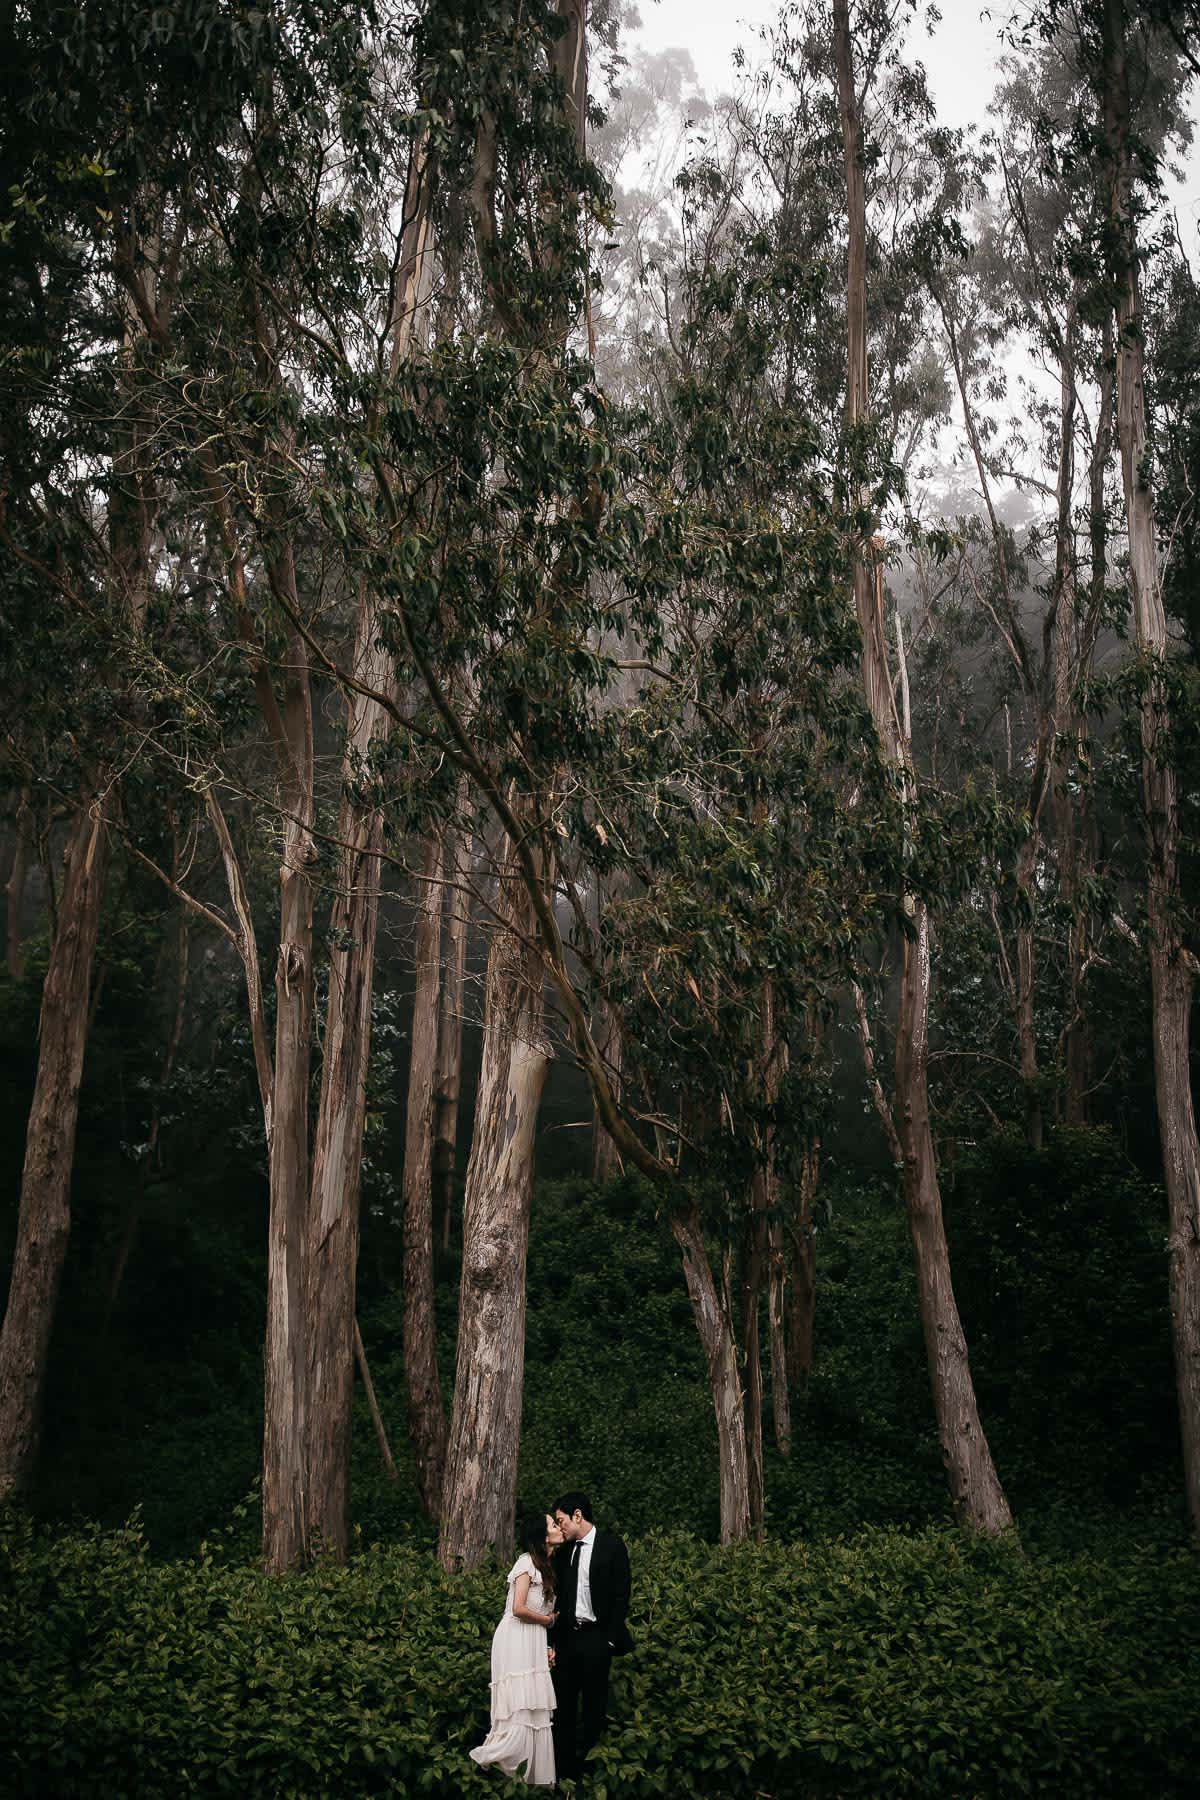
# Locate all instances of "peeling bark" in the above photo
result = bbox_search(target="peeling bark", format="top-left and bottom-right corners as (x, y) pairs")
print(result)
(437, 846), (550, 1569)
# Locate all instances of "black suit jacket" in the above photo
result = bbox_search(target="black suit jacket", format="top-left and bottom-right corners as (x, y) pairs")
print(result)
(552, 1529), (634, 1656)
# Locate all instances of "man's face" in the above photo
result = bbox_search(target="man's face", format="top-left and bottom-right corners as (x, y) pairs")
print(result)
(554, 1508), (581, 1541)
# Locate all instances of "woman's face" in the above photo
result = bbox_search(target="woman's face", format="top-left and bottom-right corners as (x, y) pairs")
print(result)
(545, 1513), (565, 1548)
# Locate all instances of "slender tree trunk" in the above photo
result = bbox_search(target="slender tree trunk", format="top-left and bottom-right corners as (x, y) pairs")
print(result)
(354, 1319), (398, 1484)
(261, 615), (316, 1574)
(768, 1215), (791, 1456)
(5, 787), (32, 982)
(434, 812), (470, 1253)
(403, 828), (449, 1520)
(590, 998), (623, 1183)
(0, 800), (109, 1495)
(304, 605), (392, 1558)
(834, 0), (1012, 1535)
(437, 844), (550, 1568)
(1104, 0), (1200, 1535)
(673, 1209), (751, 1543)
(787, 1141), (819, 1397)
(1015, 839), (1043, 1151)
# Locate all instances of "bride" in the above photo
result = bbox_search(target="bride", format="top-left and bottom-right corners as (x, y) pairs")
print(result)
(469, 1512), (564, 1787)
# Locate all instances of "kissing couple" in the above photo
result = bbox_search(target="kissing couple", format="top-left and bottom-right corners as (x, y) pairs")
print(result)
(469, 1490), (634, 1788)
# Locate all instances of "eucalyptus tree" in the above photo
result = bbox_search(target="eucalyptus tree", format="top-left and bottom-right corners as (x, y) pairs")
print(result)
(1093, 0), (1200, 1535)
(832, 0), (1014, 1533)
(1009, 0), (1200, 1531)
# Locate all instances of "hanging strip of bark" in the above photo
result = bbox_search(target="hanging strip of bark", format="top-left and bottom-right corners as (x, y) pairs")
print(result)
(403, 827), (449, 1520)
(1103, 0), (1200, 1537)
(834, 0), (1012, 1536)
(0, 799), (109, 1495)
(437, 839), (550, 1569)
(434, 808), (470, 1253)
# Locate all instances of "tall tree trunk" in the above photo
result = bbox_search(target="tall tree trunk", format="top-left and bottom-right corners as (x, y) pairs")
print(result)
(743, 973), (782, 1522)
(437, 846), (550, 1568)
(304, 604), (392, 1558)
(0, 799), (109, 1495)
(5, 787), (32, 983)
(899, 903), (1014, 1529)
(740, 1209), (766, 1540)
(261, 613), (316, 1574)
(434, 811), (470, 1252)
(834, 0), (1012, 1535)
(403, 827), (449, 1519)
(673, 1209), (751, 1543)
(1103, 0), (1200, 1535)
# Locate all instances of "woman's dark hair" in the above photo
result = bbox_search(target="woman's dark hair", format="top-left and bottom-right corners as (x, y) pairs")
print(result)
(521, 1513), (556, 1599)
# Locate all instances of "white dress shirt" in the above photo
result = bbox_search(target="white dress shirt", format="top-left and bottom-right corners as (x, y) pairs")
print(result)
(573, 1525), (597, 1623)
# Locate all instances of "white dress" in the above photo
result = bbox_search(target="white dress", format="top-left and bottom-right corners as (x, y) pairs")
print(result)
(469, 1553), (556, 1787)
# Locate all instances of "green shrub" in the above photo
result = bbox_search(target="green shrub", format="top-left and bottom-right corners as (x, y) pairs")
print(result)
(3, 1509), (1198, 1797)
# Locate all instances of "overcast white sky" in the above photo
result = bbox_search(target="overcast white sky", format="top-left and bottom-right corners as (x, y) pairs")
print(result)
(627, 0), (1200, 239)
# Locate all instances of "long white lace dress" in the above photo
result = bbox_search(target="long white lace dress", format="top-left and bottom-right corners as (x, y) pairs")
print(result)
(468, 1553), (556, 1787)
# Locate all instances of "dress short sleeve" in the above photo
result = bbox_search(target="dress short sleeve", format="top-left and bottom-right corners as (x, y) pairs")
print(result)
(506, 1553), (535, 1584)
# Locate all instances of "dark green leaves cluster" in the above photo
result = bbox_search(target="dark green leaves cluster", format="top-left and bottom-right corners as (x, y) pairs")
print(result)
(4, 1504), (1199, 1797)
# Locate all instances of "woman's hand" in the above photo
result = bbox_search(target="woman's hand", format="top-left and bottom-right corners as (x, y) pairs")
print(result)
(544, 1610), (557, 1627)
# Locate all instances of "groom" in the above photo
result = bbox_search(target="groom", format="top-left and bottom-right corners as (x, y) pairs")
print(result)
(549, 1491), (633, 1783)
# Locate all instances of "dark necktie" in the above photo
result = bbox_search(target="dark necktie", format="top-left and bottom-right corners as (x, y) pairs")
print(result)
(566, 1540), (581, 1620)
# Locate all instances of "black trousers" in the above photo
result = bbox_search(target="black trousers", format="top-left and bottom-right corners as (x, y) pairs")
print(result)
(551, 1625), (611, 1781)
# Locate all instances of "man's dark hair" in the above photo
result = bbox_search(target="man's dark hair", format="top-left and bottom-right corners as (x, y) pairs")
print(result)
(554, 1490), (593, 1522)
